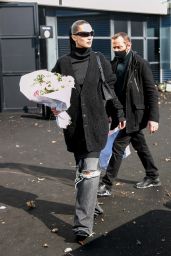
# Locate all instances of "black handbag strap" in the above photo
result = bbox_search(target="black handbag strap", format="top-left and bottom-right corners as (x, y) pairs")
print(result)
(96, 54), (106, 83)
(96, 53), (114, 101)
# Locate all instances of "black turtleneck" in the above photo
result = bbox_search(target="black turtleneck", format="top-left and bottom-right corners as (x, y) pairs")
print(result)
(70, 47), (92, 85)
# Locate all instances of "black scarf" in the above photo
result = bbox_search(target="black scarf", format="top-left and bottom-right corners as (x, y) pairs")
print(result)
(70, 47), (92, 60)
(70, 47), (92, 85)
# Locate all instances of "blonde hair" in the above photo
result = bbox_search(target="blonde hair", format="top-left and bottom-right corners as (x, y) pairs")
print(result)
(71, 20), (90, 34)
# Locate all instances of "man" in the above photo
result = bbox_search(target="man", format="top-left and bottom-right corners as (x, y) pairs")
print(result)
(98, 32), (161, 197)
(51, 21), (125, 244)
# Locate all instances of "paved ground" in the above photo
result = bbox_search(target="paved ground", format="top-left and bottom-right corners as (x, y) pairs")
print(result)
(0, 92), (171, 256)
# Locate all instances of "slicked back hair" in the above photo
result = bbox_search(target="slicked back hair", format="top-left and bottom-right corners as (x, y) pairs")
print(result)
(112, 32), (131, 43)
(71, 20), (90, 34)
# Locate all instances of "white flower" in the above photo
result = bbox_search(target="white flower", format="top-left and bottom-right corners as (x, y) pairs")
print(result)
(19, 70), (75, 128)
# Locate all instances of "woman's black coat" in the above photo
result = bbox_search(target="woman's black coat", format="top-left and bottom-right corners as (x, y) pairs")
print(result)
(111, 51), (159, 133)
(52, 51), (124, 152)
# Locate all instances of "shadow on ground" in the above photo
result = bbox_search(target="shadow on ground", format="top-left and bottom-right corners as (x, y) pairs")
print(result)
(71, 209), (171, 256)
(0, 163), (139, 187)
(0, 162), (75, 180)
(0, 185), (74, 243)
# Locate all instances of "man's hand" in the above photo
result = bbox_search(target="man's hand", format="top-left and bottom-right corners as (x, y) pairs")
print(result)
(147, 121), (159, 134)
(118, 120), (126, 130)
(51, 108), (61, 116)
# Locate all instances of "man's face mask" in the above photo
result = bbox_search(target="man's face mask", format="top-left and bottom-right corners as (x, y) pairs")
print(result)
(114, 50), (127, 60)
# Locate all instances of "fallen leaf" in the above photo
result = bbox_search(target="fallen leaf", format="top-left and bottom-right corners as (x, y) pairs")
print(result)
(26, 200), (36, 209)
(0, 206), (6, 210)
(116, 182), (121, 186)
(98, 202), (104, 205)
(42, 243), (48, 248)
(38, 177), (45, 181)
(51, 228), (58, 233)
(64, 248), (72, 253)
(166, 192), (171, 197)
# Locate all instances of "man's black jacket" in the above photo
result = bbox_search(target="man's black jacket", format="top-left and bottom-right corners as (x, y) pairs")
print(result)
(110, 51), (159, 133)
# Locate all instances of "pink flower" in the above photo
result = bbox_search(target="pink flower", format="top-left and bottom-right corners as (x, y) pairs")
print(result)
(34, 90), (40, 96)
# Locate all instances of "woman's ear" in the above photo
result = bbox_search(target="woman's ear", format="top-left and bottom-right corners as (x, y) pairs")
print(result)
(71, 34), (77, 43)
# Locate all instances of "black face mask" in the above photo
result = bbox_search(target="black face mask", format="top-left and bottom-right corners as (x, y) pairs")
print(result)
(114, 50), (127, 60)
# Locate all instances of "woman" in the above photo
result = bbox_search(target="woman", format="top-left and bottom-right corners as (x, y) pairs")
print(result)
(51, 20), (125, 244)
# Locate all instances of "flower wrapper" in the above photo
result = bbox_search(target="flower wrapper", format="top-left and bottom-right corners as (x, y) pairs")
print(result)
(19, 70), (75, 128)
(99, 128), (131, 171)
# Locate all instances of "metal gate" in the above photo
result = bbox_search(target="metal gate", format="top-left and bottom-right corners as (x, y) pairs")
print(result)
(0, 3), (40, 111)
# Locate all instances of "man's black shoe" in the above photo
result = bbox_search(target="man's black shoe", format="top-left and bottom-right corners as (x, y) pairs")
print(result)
(135, 177), (161, 189)
(97, 184), (112, 197)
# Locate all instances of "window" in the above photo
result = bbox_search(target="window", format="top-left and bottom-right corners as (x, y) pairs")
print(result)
(114, 20), (128, 34)
(93, 39), (111, 60)
(131, 21), (143, 36)
(147, 19), (159, 37)
(58, 39), (70, 57)
(131, 39), (144, 57)
(57, 15), (110, 37)
(150, 64), (160, 82)
(147, 39), (159, 62)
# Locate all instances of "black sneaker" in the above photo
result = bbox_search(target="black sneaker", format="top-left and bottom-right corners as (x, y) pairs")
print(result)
(97, 184), (112, 197)
(75, 230), (89, 245)
(135, 177), (161, 189)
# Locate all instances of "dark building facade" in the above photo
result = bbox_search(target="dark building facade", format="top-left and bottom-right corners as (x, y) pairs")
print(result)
(0, 2), (169, 111)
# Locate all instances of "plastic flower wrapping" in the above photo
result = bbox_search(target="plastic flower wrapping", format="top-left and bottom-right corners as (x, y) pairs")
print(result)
(19, 70), (75, 128)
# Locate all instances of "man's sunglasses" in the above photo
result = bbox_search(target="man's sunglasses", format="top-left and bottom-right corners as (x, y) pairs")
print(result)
(73, 30), (94, 37)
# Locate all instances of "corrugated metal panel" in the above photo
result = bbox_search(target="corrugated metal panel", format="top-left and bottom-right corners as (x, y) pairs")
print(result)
(151, 64), (160, 82)
(57, 15), (110, 36)
(58, 38), (111, 60)
(161, 14), (171, 27)
(58, 39), (70, 57)
(93, 39), (111, 60)
(162, 69), (171, 81)
(147, 17), (160, 37)
(57, 14), (111, 60)
(56, 12), (160, 79)
(160, 14), (171, 81)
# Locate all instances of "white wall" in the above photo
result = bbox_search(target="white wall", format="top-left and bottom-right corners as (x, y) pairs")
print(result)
(62, 0), (168, 15)
(1, 0), (168, 15)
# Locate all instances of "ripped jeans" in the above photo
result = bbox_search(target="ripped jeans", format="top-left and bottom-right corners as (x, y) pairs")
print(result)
(73, 154), (102, 236)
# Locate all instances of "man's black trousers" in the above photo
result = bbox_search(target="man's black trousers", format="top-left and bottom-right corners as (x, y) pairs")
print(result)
(102, 128), (159, 188)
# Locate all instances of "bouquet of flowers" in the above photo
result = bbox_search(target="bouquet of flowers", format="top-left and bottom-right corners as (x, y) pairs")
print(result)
(19, 70), (75, 128)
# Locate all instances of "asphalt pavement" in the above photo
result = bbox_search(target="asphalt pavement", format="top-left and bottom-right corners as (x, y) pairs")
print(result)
(0, 92), (171, 256)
